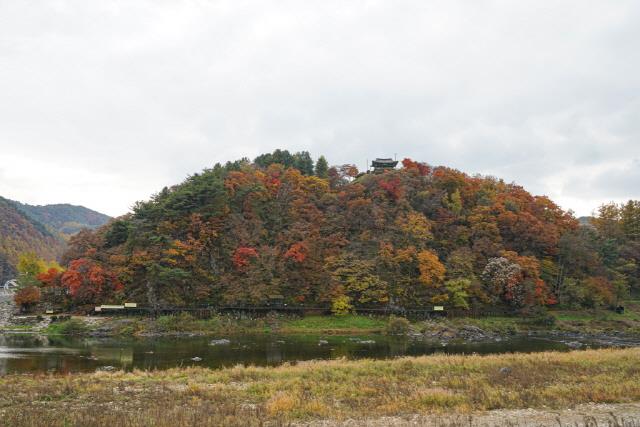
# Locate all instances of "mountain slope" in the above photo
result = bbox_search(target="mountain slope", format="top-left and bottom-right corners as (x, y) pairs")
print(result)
(10, 201), (111, 238)
(0, 197), (66, 284)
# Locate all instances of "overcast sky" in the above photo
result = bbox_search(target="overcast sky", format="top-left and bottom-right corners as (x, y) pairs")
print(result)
(1, 1), (639, 217)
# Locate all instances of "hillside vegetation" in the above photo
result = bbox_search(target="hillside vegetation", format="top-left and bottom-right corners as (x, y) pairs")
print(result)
(0, 197), (65, 284)
(29, 150), (639, 315)
(0, 197), (110, 285)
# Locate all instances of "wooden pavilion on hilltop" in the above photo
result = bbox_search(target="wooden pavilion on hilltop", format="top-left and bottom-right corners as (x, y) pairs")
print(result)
(371, 158), (398, 174)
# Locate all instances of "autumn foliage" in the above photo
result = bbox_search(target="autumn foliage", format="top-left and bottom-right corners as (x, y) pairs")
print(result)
(401, 158), (430, 176)
(59, 258), (123, 306)
(29, 150), (638, 313)
(232, 247), (259, 269)
(284, 242), (308, 263)
(14, 286), (41, 311)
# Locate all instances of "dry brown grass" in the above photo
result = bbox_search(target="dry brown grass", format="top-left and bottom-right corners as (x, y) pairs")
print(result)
(1, 348), (640, 426)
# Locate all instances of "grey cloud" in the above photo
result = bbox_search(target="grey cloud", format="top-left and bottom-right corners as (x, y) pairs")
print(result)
(565, 158), (640, 200)
(0, 0), (639, 216)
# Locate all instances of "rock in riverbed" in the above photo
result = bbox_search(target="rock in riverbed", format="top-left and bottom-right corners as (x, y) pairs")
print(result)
(209, 339), (231, 346)
(422, 322), (497, 342)
(499, 367), (512, 375)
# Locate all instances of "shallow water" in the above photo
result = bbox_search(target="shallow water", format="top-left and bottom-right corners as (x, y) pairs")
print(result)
(0, 333), (616, 374)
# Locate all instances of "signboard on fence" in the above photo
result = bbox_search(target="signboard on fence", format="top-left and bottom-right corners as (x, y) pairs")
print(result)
(433, 306), (444, 311)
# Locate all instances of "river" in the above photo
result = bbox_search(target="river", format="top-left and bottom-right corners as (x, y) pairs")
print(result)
(1, 332), (632, 375)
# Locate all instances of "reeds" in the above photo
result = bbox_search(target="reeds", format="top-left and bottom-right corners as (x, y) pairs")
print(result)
(1, 348), (639, 426)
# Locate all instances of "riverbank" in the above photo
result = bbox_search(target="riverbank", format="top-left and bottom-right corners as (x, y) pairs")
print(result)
(0, 313), (390, 336)
(52, 313), (390, 336)
(1, 348), (639, 426)
(2, 300), (639, 341)
(43, 307), (640, 341)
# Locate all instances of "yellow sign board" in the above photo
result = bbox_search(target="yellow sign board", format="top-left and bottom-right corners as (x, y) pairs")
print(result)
(433, 306), (444, 311)
(124, 303), (137, 308)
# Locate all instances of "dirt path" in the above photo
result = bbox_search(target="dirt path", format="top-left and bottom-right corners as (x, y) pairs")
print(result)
(300, 403), (640, 426)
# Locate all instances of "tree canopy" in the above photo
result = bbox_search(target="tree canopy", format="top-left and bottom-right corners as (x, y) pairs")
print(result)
(27, 150), (639, 314)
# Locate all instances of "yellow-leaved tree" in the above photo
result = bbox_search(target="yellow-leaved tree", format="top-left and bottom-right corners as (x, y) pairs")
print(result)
(417, 249), (447, 304)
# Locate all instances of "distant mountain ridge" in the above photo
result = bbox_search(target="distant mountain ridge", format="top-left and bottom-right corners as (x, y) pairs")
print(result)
(0, 196), (64, 284)
(10, 200), (111, 238)
(0, 196), (110, 284)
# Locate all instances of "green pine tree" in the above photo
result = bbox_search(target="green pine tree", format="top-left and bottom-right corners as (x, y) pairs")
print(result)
(315, 155), (329, 178)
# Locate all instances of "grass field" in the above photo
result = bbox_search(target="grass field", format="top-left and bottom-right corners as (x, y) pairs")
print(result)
(278, 314), (387, 333)
(550, 300), (640, 334)
(553, 300), (640, 322)
(1, 348), (640, 426)
(36, 313), (389, 336)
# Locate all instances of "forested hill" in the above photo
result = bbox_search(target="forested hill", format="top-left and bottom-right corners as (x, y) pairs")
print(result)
(49, 150), (639, 313)
(10, 201), (111, 239)
(0, 197), (111, 284)
(0, 197), (65, 284)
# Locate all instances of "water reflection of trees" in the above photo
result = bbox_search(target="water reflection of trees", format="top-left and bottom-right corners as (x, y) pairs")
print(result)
(1, 334), (580, 375)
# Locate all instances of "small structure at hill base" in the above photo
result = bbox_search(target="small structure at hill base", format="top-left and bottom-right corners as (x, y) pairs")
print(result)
(2, 279), (18, 292)
(371, 158), (398, 174)
(268, 295), (284, 307)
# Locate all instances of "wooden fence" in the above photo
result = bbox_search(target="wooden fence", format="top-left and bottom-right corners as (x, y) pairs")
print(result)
(90, 304), (517, 319)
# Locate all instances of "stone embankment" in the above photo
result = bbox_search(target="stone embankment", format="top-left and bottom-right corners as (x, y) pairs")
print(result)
(0, 290), (16, 327)
(421, 321), (499, 342)
(0, 290), (52, 331)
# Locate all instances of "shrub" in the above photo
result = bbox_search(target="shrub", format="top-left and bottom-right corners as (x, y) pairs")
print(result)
(14, 286), (41, 312)
(581, 276), (616, 308)
(155, 313), (198, 332)
(522, 307), (557, 327)
(331, 295), (353, 316)
(47, 319), (89, 336)
(385, 316), (411, 335)
(444, 278), (471, 309)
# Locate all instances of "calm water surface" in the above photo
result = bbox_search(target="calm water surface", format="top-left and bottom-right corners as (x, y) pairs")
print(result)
(0, 333), (613, 374)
